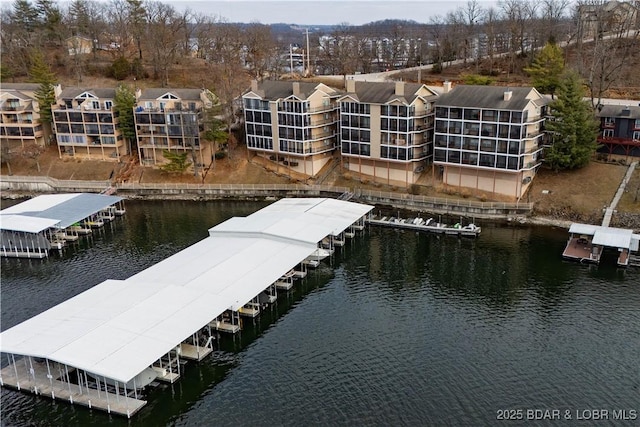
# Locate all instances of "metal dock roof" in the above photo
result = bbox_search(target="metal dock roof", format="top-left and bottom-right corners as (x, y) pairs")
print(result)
(0, 198), (373, 384)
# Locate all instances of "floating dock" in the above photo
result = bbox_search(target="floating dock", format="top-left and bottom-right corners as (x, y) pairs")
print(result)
(0, 198), (373, 417)
(368, 215), (481, 237)
(563, 223), (639, 267)
(0, 193), (125, 258)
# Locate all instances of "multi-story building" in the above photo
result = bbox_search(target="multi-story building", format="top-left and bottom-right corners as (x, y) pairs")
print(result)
(51, 87), (127, 161)
(338, 80), (438, 186)
(578, 0), (639, 40)
(596, 104), (640, 158)
(433, 84), (548, 200)
(134, 88), (213, 169)
(0, 83), (46, 150)
(243, 80), (341, 177)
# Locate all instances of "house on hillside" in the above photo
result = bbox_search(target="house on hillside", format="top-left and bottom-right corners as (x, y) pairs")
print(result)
(51, 87), (128, 161)
(578, 0), (639, 40)
(338, 80), (438, 186)
(242, 80), (341, 177)
(0, 83), (46, 150)
(596, 104), (640, 159)
(433, 83), (549, 201)
(66, 36), (93, 56)
(133, 88), (214, 171)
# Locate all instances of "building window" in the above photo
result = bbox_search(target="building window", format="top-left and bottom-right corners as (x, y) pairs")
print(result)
(634, 119), (640, 129)
(602, 129), (614, 138)
(604, 117), (615, 125)
(633, 131), (640, 141)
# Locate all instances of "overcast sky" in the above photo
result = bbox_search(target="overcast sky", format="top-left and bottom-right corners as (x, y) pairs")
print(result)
(161, 1), (501, 26)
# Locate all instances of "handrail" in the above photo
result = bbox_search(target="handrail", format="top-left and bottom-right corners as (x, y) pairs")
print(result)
(1, 175), (533, 213)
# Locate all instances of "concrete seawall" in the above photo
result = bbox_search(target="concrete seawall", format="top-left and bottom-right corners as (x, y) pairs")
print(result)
(1, 175), (533, 220)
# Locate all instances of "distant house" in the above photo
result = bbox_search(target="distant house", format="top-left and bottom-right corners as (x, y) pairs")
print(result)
(578, 0), (639, 39)
(66, 36), (93, 56)
(133, 88), (214, 170)
(51, 87), (128, 161)
(433, 84), (549, 201)
(0, 83), (46, 150)
(338, 80), (438, 186)
(242, 80), (341, 177)
(596, 104), (640, 158)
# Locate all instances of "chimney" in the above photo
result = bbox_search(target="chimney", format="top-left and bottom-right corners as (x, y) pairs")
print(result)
(395, 81), (405, 97)
(504, 89), (513, 101)
(443, 81), (452, 94)
(292, 81), (301, 97)
(346, 78), (356, 93)
(251, 79), (258, 93)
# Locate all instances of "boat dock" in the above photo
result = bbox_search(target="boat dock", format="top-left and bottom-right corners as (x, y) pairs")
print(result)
(0, 193), (125, 258)
(562, 223), (639, 267)
(367, 215), (481, 237)
(0, 198), (373, 418)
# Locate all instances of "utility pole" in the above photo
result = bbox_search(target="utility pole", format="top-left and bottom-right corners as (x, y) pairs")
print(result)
(306, 28), (311, 76)
(289, 44), (294, 75)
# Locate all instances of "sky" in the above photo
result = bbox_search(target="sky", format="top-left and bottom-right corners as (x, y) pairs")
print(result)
(0, 0), (502, 26)
(172, 0), (501, 25)
(150, 0), (497, 25)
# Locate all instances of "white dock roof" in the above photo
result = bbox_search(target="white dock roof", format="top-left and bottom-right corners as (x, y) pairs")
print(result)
(0, 214), (60, 233)
(0, 198), (373, 384)
(569, 223), (635, 249)
(1, 193), (123, 230)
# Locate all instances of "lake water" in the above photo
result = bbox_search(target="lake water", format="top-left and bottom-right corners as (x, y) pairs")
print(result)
(1, 200), (639, 426)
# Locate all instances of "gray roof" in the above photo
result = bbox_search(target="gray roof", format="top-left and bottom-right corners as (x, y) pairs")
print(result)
(1, 83), (41, 92)
(59, 87), (117, 100)
(247, 80), (340, 101)
(2, 193), (123, 229)
(344, 81), (435, 105)
(597, 104), (640, 119)
(137, 88), (204, 101)
(435, 85), (544, 111)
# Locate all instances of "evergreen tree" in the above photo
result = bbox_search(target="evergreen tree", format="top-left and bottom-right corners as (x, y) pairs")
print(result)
(114, 84), (137, 155)
(161, 150), (189, 173)
(545, 72), (599, 171)
(524, 42), (564, 98)
(28, 49), (56, 125)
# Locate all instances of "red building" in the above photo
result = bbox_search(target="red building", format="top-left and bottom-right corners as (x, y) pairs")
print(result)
(596, 104), (640, 159)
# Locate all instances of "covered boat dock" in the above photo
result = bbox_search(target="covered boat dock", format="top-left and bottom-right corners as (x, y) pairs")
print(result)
(563, 223), (640, 267)
(0, 193), (125, 258)
(0, 198), (373, 417)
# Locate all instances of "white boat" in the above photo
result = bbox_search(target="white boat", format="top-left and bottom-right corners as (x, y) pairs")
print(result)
(306, 247), (332, 261)
(88, 366), (157, 390)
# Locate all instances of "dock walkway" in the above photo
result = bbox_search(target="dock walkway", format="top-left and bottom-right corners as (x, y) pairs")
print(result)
(1, 361), (146, 417)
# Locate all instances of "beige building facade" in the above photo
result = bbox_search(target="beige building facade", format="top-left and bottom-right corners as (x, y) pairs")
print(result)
(243, 80), (341, 177)
(433, 84), (548, 200)
(0, 83), (46, 151)
(338, 80), (438, 187)
(134, 88), (213, 170)
(52, 87), (128, 161)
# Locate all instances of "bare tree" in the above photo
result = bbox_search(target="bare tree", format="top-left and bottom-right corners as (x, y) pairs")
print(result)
(20, 142), (45, 172)
(244, 23), (276, 79)
(144, 1), (182, 86)
(576, 0), (640, 106)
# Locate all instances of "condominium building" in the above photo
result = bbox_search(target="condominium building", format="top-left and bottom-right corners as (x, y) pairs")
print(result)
(242, 80), (341, 177)
(134, 88), (213, 168)
(338, 80), (438, 186)
(433, 84), (548, 200)
(51, 87), (127, 161)
(596, 104), (640, 158)
(0, 83), (46, 150)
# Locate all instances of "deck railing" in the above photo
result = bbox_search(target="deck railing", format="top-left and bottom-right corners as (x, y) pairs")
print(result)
(1, 175), (533, 218)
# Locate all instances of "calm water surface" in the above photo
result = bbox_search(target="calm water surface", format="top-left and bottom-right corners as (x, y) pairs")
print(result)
(1, 200), (639, 426)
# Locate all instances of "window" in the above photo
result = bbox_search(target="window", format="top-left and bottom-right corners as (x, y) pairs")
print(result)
(604, 117), (615, 125)
(603, 129), (614, 138)
(633, 131), (640, 141)
(91, 101), (100, 109)
(634, 119), (640, 129)
(464, 108), (480, 120)
(104, 101), (113, 110)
